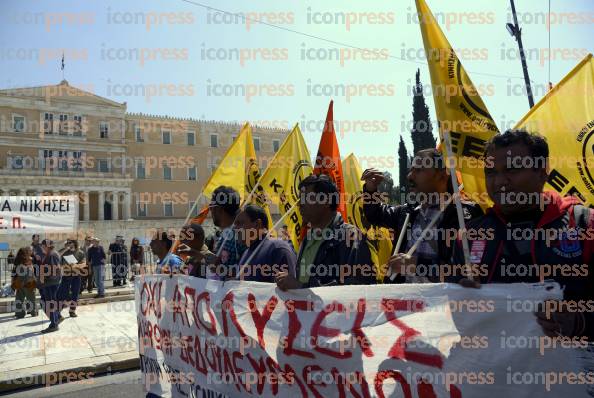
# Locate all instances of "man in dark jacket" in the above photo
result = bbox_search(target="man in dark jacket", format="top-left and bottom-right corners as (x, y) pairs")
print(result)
(87, 238), (106, 298)
(452, 129), (594, 340)
(109, 236), (128, 287)
(235, 204), (296, 283)
(362, 148), (483, 283)
(37, 239), (62, 333)
(275, 174), (375, 290)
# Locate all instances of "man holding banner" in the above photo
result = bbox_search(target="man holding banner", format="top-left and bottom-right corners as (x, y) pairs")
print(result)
(362, 149), (482, 282)
(452, 130), (594, 339)
(276, 174), (374, 289)
(207, 186), (247, 280)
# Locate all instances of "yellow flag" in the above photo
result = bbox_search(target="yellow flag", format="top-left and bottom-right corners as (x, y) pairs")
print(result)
(259, 124), (313, 248)
(194, 122), (272, 227)
(516, 54), (594, 206)
(416, 0), (498, 208)
(342, 154), (393, 282)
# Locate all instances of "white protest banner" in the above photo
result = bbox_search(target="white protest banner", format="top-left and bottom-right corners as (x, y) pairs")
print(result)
(0, 196), (78, 234)
(136, 277), (591, 398)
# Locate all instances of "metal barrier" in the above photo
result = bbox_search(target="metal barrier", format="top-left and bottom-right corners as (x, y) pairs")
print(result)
(0, 258), (10, 287)
(0, 248), (157, 288)
(99, 248), (157, 281)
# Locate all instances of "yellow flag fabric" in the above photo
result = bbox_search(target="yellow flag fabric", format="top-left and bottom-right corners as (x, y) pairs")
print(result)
(342, 154), (394, 282)
(516, 54), (594, 206)
(194, 122), (272, 227)
(199, 123), (253, 200)
(259, 124), (313, 249)
(416, 0), (498, 208)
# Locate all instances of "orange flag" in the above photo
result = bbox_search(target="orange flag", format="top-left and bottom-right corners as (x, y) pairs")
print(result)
(313, 100), (347, 219)
(192, 204), (210, 225)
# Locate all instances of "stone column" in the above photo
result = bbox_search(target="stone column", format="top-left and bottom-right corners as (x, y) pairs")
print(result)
(123, 191), (131, 220)
(83, 191), (90, 221)
(98, 191), (105, 221)
(112, 191), (120, 221)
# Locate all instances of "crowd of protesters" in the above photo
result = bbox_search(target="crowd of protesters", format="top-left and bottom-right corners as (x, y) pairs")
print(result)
(10, 234), (145, 333)
(142, 129), (594, 344)
(9, 129), (594, 342)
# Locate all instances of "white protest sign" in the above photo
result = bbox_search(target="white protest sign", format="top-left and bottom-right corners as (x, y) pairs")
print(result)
(0, 196), (78, 234)
(136, 277), (591, 398)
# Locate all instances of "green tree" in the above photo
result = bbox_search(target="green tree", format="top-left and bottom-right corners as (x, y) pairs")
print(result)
(397, 136), (409, 198)
(410, 69), (436, 154)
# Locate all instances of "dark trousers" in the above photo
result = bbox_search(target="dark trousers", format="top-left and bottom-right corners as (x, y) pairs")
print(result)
(15, 287), (37, 317)
(112, 262), (128, 285)
(58, 276), (81, 313)
(80, 267), (94, 293)
(38, 285), (60, 326)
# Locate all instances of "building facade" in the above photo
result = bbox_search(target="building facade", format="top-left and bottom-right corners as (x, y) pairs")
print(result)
(0, 80), (288, 248)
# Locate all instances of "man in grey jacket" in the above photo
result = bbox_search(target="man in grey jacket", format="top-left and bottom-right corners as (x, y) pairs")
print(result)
(37, 239), (62, 333)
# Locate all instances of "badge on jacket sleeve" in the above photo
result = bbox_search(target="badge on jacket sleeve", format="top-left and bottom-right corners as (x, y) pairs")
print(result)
(469, 240), (486, 264)
(552, 229), (582, 258)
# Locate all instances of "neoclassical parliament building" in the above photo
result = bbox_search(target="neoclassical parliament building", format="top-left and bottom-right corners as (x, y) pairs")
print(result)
(0, 80), (288, 246)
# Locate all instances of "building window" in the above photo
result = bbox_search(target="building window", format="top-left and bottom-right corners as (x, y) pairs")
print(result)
(210, 134), (218, 148)
(135, 126), (144, 142)
(162, 130), (171, 144)
(253, 137), (260, 151)
(273, 140), (280, 152)
(73, 115), (83, 136)
(12, 115), (25, 132)
(188, 202), (198, 217)
(58, 150), (69, 170)
(11, 155), (24, 169)
(136, 161), (146, 179)
(98, 159), (110, 173)
(163, 201), (174, 217)
(231, 135), (237, 143)
(72, 151), (82, 171)
(59, 114), (68, 135)
(188, 167), (197, 181)
(99, 122), (109, 139)
(163, 165), (172, 180)
(137, 202), (147, 217)
(44, 113), (54, 134)
(41, 149), (53, 170)
(187, 131), (195, 146)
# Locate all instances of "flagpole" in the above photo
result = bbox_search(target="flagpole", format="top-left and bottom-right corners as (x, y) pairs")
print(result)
(387, 212), (410, 281)
(387, 183), (464, 282)
(443, 132), (472, 271)
(61, 51), (65, 81)
(405, 186), (462, 256)
(162, 124), (253, 269)
(236, 200), (299, 280)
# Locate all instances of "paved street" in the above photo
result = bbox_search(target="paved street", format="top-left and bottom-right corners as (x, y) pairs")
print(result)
(0, 299), (139, 392)
(1, 370), (144, 397)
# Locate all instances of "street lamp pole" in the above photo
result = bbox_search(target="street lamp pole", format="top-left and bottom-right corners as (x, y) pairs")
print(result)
(508, 0), (535, 108)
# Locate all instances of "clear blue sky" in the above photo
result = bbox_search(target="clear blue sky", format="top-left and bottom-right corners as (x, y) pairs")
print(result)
(1, 0), (592, 177)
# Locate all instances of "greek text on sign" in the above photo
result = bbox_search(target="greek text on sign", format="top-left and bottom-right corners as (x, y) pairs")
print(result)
(136, 277), (588, 397)
(0, 196), (78, 234)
